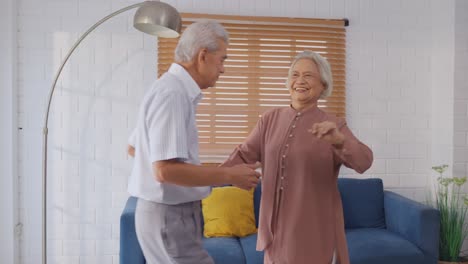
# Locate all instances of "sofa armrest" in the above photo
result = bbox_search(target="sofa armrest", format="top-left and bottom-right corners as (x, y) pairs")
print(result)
(120, 196), (145, 264)
(384, 191), (440, 260)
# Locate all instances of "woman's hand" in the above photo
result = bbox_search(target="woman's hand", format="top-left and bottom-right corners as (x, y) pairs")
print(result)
(308, 121), (345, 148)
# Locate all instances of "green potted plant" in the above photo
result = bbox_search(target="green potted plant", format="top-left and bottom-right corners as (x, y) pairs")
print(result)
(431, 165), (468, 264)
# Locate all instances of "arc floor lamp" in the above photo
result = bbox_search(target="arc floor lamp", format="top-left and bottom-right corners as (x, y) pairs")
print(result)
(41, 1), (181, 263)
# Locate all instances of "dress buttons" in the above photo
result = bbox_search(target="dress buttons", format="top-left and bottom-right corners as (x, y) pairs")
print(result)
(289, 134), (293, 138)
(280, 186), (284, 190)
(282, 154), (286, 158)
(292, 125), (296, 128)
(281, 177), (284, 180)
(285, 144), (289, 147)
(297, 112), (301, 116)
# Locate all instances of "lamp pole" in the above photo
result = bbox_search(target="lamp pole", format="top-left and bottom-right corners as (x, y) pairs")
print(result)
(41, 2), (181, 263)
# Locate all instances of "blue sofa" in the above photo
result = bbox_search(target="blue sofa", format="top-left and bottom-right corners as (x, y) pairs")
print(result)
(120, 178), (440, 264)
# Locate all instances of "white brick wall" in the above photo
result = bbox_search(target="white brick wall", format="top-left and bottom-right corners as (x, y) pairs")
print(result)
(1, 0), (18, 263)
(454, 0), (468, 178)
(430, 0), (456, 172)
(14, 0), (468, 263)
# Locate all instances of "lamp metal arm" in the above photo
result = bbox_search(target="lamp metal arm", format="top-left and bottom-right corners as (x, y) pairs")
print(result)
(41, 2), (146, 264)
(43, 1), (145, 127)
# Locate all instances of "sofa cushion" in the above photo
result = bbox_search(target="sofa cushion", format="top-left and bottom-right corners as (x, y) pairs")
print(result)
(338, 178), (386, 229)
(202, 186), (257, 238)
(120, 197), (145, 264)
(346, 228), (426, 264)
(239, 233), (264, 264)
(203, 237), (246, 264)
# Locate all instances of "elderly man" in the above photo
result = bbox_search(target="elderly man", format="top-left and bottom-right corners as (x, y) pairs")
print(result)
(127, 20), (261, 264)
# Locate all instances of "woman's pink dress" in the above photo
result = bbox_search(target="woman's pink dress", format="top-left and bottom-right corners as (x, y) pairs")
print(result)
(222, 105), (373, 264)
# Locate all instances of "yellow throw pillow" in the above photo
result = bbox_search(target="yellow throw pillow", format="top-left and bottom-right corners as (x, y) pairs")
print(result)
(202, 186), (257, 238)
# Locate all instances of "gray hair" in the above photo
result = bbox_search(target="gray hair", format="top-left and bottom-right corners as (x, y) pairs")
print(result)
(287, 51), (333, 99)
(174, 20), (229, 62)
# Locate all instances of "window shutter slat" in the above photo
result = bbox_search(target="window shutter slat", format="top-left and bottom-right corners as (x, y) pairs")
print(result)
(158, 13), (347, 162)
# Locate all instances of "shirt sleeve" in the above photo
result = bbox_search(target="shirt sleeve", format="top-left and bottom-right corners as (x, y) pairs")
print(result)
(146, 91), (190, 162)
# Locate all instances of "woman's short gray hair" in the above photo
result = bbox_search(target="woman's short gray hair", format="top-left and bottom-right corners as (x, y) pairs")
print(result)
(287, 51), (333, 99)
(174, 20), (229, 62)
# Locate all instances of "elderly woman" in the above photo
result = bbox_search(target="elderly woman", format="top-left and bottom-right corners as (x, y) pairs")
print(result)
(222, 51), (373, 264)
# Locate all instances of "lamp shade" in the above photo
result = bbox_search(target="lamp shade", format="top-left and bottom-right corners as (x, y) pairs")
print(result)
(133, 1), (182, 38)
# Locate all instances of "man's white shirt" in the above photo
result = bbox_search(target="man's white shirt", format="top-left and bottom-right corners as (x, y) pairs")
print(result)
(128, 63), (211, 204)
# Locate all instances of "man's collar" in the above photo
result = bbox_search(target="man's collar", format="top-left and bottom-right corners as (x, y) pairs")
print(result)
(168, 63), (202, 101)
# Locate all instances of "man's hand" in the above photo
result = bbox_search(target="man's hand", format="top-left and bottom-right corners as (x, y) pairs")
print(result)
(308, 121), (345, 148)
(227, 163), (261, 190)
(127, 145), (135, 157)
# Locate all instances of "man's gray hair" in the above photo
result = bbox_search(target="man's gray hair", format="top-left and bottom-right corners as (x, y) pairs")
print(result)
(175, 20), (229, 62)
(287, 51), (333, 99)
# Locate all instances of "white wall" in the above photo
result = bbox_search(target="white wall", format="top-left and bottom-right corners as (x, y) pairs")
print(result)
(453, 2), (468, 253)
(1, 0), (18, 263)
(431, 0), (455, 172)
(454, 0), (468, 178)
(15, 0), (468, 263)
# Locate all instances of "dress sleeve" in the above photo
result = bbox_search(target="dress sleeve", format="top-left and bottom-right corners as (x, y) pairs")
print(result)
(221, 117), (264, 167)
(332, 120), (373, 173)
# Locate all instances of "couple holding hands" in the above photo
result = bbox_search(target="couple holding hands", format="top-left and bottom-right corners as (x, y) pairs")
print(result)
(127, 20), (373, 264)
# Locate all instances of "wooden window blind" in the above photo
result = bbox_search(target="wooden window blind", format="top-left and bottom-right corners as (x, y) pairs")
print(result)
(158, 13), (347, 162)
